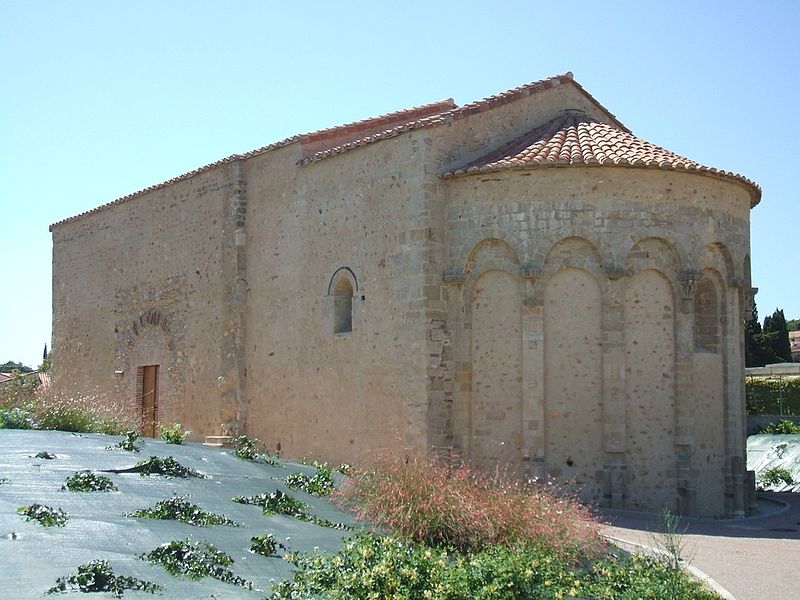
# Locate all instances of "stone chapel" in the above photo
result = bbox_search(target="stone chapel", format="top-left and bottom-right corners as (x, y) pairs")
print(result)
(51, 73), (760, 517)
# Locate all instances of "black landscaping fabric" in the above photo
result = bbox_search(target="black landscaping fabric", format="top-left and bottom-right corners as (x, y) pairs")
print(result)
(0, 429), (356, 598)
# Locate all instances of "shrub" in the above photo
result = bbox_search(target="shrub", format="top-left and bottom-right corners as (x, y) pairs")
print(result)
(269, 534), (721, 600)
(141, 539), (252, 588)
(159, 422), (188, 444)
(129, 496), (237, 527)
(757, 466), (795, 490)
(18, 503), (68, 527)
(0, 372), (39, 412)
(758, 419), (800, 434)
(62, 470), (118, 492)
(746, 376), (800, 416)
(334, 451), (603, 557)
(0, 406), (37, 429)
(47, 560), (161, 596)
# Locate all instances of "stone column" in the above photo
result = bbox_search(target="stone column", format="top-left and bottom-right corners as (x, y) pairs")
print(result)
(521, 276), (545, 477)
(725, 282), (746, 517)
(602, 268), (626, 509)
(674, 271), (700, 515)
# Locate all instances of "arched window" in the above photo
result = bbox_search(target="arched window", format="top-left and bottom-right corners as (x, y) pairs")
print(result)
(332, 276), (353, 334)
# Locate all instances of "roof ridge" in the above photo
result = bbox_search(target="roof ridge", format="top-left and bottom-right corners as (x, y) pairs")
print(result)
(50, 99), (458, 230)
(298, 73), (592, 165)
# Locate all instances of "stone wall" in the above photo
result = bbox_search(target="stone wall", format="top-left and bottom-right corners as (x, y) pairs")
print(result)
(51, 78), (754, 516)
(51, 163), (243, 437)
(438, 165), (751, 516)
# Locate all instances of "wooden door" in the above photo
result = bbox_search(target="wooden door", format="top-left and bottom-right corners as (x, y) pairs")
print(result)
(141, 365), (159, 437)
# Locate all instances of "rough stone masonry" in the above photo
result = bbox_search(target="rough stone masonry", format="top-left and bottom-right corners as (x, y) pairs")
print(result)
(51, 73), (760, 517)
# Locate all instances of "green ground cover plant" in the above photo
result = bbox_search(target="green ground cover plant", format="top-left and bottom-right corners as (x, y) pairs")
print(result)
(266, 451), (723, 600)
(47, 559), (161, 597)
(232, 434), (280, 465)
(106, 430), (143, 452)
(129, 496), (238, 526)
(250, 533), (286, 557)
(104, 455), (206, 478)
(62, 470), (118, 492)
(159, 422), (188, 444)
(141, 538), (252, 589)
(757, 466), (795, 490)
(233, 489), (351, 530)
(285, 462), (335, 496)
(270, 534), (720, 600)
(18, 503), (68, 527)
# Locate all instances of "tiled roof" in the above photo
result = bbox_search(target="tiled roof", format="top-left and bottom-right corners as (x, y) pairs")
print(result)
(296, 73), (620, 165)
(442, 110), (762, 206)
(49, 99), (455, 230)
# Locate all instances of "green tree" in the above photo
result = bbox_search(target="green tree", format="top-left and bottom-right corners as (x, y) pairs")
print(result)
(39, 344), (51, 373)
(787, 318), (800, 332)
(0, 361), (33, 373)
(763, 308), (792, 363)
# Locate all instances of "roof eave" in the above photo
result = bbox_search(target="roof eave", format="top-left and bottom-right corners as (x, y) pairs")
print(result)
(442, 163), (762, 208)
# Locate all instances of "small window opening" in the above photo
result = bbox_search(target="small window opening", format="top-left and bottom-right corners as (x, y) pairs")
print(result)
(333, 277), (353, 334)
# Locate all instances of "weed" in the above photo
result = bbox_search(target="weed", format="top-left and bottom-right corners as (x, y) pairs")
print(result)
(250, 533), (286, 557)
(106, 430), (142, 453)
(129, 496), (238, 527)
(141, 538), (252, 588)
(159, 422), (188, 444)
(62, 470), (118, 492)
(47, 559), (161, 597)
(645, 507), (695, 600)
(18, 503), (68, 527)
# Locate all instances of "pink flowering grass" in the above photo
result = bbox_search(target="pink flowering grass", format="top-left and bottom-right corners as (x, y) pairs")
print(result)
(34, 391), (138, 435)
(333, 450), (605, 558)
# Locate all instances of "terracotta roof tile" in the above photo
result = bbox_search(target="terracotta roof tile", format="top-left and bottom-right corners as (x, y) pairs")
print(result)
(442, 110), (761, 206)
(49, 100), (454, 230)
(297, 73), (601, 165)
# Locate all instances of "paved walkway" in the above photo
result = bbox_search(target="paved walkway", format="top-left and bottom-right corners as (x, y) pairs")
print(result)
(600, 492), (800, 600)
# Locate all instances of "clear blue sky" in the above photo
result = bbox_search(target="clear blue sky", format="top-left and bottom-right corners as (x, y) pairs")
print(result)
(2, 1), (798, 369)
